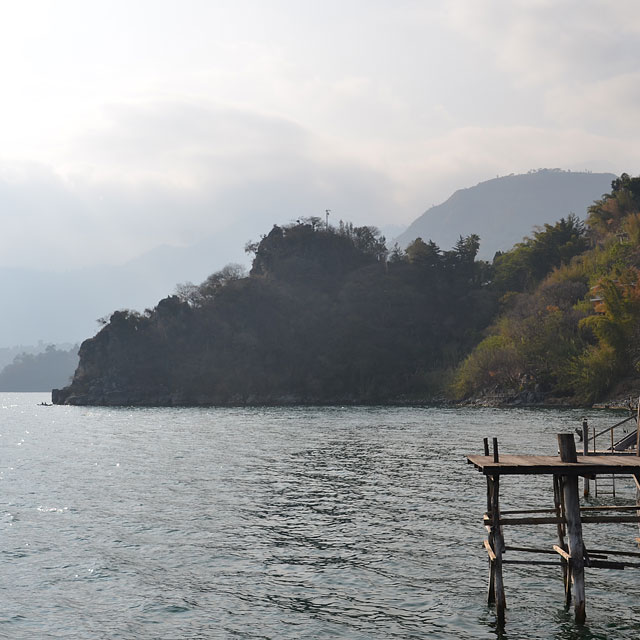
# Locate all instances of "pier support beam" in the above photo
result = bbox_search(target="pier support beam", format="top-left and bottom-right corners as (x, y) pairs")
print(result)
(470, 435), (640, 630)
(582, 419), (590, 497)
(487, 473), (506, 625)
(553, 474), (571, 606)
(634, 473), (640, 541)
(558, 433), (586, 624)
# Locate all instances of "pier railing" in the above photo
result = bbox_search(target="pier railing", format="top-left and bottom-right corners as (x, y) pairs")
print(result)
(586, 413), (638, 454)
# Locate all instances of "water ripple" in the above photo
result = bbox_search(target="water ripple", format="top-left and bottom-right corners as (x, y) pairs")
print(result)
(0, 396), (639, 637)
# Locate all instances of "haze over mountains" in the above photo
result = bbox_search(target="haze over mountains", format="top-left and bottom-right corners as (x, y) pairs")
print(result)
(0, 231), (247, 347)
(1, 169), (617, 349)
(395, 170), (615, 259)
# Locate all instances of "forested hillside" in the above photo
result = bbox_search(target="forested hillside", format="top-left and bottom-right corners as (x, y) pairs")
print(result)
(53, 220), (497, 405)
(54, 173), (640, 407)
(396, 169), (614, 259)
(453, 173), (640, 404)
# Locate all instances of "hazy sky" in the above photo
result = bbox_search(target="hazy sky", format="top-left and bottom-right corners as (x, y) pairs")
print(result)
(1, 0), (639, 270)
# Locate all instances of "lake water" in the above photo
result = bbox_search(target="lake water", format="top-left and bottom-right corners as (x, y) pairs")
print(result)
(1, 394), (640, 638)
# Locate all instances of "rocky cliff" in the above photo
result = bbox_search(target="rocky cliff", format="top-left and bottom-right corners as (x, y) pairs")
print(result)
(53, 221), (497, 406)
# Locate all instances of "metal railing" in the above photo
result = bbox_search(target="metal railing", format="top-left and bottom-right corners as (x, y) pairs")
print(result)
(585, 413), (638, 455)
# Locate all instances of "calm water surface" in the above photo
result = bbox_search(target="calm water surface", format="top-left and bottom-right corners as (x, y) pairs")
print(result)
(1, 393), (640, 638)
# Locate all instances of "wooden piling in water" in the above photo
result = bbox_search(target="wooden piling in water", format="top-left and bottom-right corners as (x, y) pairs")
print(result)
(582, 419), (590, 497)
(487, 474), (506, 625)
(636, 396), (640, 457)
(483, 437), (495, 604)
(552, 473), (571, 606)
(558, 433), (586, 624)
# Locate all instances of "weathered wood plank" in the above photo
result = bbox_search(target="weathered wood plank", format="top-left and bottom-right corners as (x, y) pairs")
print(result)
(484, 539), (496, 561)
(580, 504), (640, 512)
(587, 548), (640, 558)
(502, 559), (562, 566)
(505, 545), (557, 554)
(485, 516), (564, 526)
(486, 514), (640, 525)
(553, 544), (571, 562)
(467, 453), (640, 476)
(582, 515), (640, 524)
(587, 559), (626, 570)
(553, 474), (570, 607)
(559, 434), (586, 625)
(489, 475), (506, 626)
(500, 507), (558, 515)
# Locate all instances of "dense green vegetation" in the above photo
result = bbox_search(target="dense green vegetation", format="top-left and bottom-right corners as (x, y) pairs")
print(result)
(54, 173), (640, 407)
(54, 220), (498, 405)
(395, 169), (615, 260)
(453, 173), (640, 403)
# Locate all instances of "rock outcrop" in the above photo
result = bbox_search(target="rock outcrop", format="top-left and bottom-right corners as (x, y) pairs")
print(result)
(53, 222), (497, 406)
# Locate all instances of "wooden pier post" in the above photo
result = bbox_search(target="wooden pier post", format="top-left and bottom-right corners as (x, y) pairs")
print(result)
(582, 419), (590, 497)
(488, 473), (506, 625)
(558, 433), (586, 624)
(484, 437), (494, 605)
(553, 474), (571, 605)
(634, 472), (640, 540)
(636, 396), (640, 456)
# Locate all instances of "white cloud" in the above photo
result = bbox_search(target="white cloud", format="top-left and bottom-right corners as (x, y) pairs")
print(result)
(545, 72), (640, 135)
(0, 1), (638, 274)
(67, 101), (312, 186)
(445, 1), (640, 87)
(0, 100), (404, 269)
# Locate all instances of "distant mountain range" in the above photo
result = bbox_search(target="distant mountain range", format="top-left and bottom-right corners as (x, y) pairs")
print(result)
(395, 170), (616, 258)
(0, 344), (78, 391)
(0, 232), (248, 346)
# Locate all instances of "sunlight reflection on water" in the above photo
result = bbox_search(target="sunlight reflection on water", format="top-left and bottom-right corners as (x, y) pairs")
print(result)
(0, 394), (639, 638)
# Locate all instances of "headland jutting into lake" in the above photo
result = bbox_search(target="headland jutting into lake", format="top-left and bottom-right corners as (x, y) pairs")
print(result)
(54, 174), (640, 408)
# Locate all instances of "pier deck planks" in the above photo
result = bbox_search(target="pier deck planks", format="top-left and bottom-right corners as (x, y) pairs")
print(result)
(466, 453), (640, 476)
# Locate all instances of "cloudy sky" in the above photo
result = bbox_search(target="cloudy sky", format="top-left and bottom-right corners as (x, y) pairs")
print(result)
(1, 0), (639, 270)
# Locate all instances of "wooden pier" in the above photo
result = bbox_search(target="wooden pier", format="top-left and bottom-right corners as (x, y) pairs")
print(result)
(467, 434), (640, 627)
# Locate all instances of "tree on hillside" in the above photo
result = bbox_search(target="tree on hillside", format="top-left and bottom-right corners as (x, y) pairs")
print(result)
(587, 173), (640, 237)
(405, 238), (441, 267)
(493, 215), (587, 292)
(176, 263), (247, 307)
(454, 173), (640, 404)
(54, 219), (499, 406)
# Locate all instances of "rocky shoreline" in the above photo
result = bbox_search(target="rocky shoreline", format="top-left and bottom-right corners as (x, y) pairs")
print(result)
(52, 370), (640, 410)
(50, 387), (637, 410)
(51, 385), (444, 408)
(459, 383), (640, 410)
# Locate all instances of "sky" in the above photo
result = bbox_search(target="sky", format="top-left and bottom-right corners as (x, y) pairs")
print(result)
(1, 0), (639, 271)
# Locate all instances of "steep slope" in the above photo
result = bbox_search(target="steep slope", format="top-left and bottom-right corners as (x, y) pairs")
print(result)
(53, 222), (497, 406)
(452, 173), (640, 405)
(396, 170), (615, 259)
